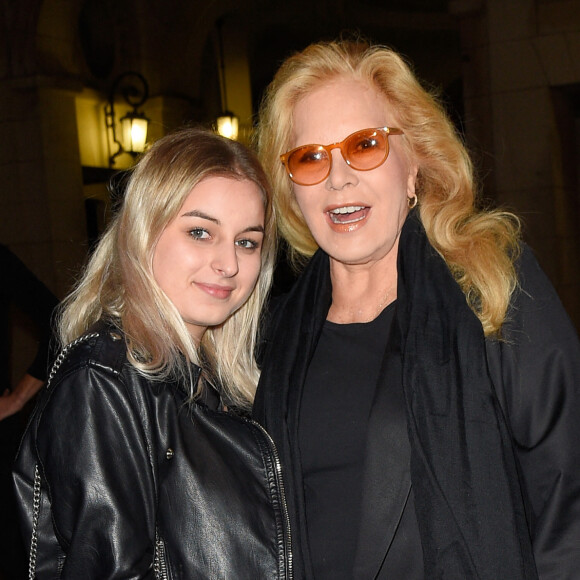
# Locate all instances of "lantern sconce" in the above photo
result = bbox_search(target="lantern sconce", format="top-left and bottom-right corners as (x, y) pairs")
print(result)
(105, 71), (150, 167)
(214, 19), (239, 140)
(216, 111), (239, 141)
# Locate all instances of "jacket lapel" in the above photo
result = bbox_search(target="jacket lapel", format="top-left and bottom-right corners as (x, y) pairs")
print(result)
(352, 314), (412, 579)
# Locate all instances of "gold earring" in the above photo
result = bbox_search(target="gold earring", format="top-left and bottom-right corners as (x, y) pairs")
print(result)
(408, 194), (418, 209)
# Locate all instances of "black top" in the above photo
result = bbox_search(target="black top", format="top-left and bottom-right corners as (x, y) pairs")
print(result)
(299, 304), (395, 578)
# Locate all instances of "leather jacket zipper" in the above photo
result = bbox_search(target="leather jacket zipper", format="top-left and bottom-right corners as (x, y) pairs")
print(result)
(154, 529), (169, 580)
(247, 418), (293, 579)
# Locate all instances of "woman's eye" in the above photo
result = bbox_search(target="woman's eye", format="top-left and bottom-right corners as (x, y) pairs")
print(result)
(353, 137), (378, 152)
(189, 228), (210, 240)
(296, 148), (325, 165)
(236, 239), (260, 250)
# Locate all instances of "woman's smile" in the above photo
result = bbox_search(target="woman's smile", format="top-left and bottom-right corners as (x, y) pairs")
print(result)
(326, 204), (370, 225)
(193, 281), (235, 300)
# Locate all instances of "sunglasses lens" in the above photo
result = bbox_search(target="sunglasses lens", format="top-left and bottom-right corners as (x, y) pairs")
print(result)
(287, 146), (330, 185)
(283, 128), (393, 185)
(344, 129), (388, 170)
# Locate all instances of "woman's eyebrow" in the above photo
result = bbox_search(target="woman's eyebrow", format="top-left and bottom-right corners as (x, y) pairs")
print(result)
(244, 225), (265, 234)
(180, 211), (264, 234)
(181, 209), (219, 224)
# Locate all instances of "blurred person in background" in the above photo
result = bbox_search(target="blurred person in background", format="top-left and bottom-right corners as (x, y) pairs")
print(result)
(0, 243), (58, 580)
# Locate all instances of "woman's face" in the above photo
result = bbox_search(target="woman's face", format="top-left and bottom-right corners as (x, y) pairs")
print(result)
(152, 176), (265, 343)
(290, 78), (416, 269)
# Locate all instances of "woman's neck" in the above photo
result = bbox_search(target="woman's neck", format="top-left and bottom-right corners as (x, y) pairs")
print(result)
(327, 255), (398, 324)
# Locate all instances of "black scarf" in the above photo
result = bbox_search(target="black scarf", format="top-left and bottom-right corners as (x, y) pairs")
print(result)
(255, 212), (538, 579)
(396, 213), (537, 578)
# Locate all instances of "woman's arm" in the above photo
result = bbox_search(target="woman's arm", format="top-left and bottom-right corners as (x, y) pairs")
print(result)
(14, 363), (158, 579)
(0, 373), (44, 420)
(486, 246), (580, 579)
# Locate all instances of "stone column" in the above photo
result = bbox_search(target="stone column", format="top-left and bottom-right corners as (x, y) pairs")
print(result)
(452, 0), (580, 328)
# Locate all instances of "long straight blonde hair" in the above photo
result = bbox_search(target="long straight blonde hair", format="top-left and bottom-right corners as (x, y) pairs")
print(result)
(59, 127), (276, 408)
(256, 39), (520, 336)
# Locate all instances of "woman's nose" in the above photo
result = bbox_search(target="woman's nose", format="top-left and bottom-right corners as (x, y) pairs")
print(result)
(326, 149), (358, 190)
(211, 244), (239, 277)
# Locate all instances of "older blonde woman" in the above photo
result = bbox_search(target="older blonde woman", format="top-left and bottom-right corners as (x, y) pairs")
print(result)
(254, 39), (580, 579)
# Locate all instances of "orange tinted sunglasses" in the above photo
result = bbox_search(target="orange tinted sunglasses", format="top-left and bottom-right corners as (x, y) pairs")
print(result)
(280, 126), (403, 186)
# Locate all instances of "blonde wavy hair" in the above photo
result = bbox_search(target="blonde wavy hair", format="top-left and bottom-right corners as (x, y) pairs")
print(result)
(59, 127), (276, 408)
(256, 39), (520, 336)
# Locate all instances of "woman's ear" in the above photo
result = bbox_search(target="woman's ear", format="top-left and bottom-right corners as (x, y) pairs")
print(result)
(407, 164), (419, 196)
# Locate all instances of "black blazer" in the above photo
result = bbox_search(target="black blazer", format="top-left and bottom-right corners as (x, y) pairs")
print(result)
(255, 219), (580, 579)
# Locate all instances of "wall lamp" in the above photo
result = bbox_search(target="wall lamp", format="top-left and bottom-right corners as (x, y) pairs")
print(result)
(214, 19), (238, 140)
(216, 112), (239, 141)
(105, 71), (150, 167)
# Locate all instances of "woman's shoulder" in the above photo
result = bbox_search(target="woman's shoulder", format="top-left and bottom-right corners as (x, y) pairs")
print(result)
(493, 242), (580, 354)
(39, 322), (136, 411)
(515, 243), (554, 293)
(54, 320), (128, 376)
(511, 244), (575, 329)
(256, 292), (293, 365)
(32, 322), (156, 441)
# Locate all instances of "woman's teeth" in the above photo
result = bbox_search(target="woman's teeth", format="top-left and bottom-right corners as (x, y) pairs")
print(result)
(328, 206), (366, 224)
(330, 205), (364, 215)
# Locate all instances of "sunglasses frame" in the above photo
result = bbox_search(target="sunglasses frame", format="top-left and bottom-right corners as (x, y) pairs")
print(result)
(280, 126), (404, 186)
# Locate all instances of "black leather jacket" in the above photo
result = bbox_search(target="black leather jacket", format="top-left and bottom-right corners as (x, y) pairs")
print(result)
(13, 321), (292, 579)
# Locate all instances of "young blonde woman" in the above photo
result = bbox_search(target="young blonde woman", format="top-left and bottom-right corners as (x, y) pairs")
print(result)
(13, 128), (292, 578)
(254, 39), (580, 579)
